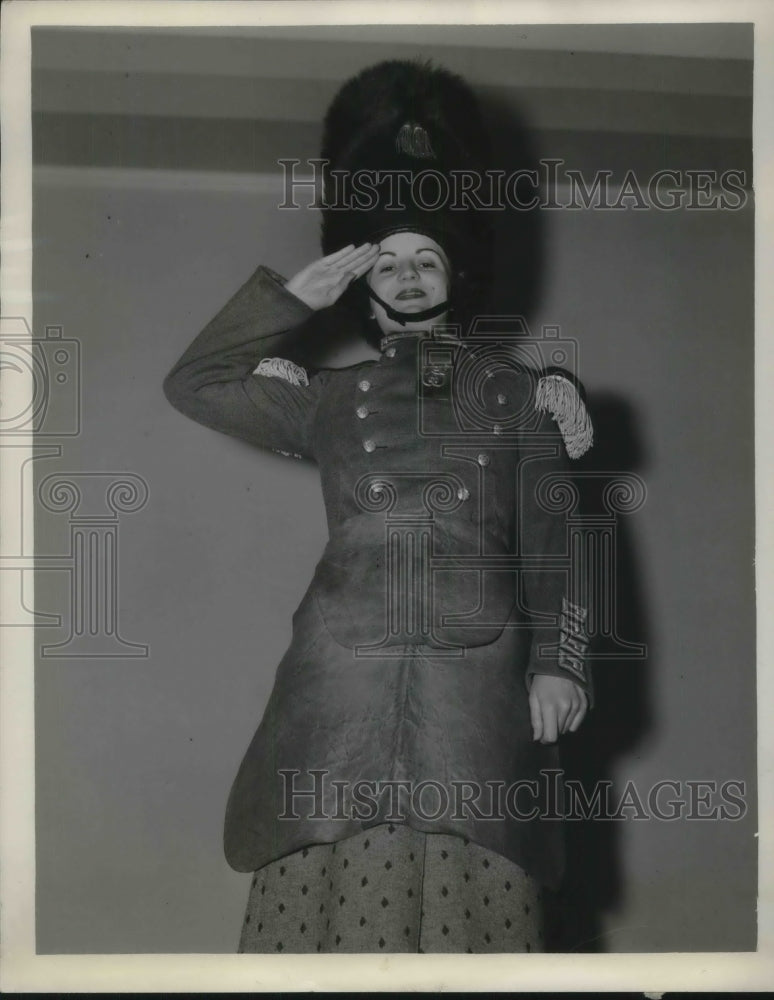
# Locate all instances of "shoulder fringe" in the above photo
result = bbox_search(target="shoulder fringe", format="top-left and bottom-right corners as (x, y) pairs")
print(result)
(253, 357), (309, 387)
(535, 374), (593, 459)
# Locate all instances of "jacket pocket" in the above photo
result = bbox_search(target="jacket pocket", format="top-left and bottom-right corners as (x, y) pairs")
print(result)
(312, 555), (519, 650)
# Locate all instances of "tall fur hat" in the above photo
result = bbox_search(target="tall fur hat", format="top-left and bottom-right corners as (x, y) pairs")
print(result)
(320, 60), (494, 320)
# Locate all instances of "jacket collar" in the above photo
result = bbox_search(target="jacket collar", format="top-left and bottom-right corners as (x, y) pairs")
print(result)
(379, 328), (463, 354)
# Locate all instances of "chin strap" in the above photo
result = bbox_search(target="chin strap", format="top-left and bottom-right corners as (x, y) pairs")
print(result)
(366, 286), (451, 327)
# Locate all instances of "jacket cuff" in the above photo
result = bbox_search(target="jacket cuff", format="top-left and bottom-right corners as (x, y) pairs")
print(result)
(526, 597), (594, 707)
(250, 265), (315, 324)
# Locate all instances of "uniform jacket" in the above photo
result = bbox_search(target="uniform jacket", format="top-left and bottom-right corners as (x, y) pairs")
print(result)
(163, 265), (593, 889)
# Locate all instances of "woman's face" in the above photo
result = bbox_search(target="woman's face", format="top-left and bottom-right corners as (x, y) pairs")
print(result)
(366, 231), (451, 334)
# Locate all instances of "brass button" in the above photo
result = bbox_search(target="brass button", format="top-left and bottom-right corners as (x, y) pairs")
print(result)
(477, 452), (490, 467)
(422, 367), (447, 388)
(385, 347), (397, 358)
(358, 379), (371, 392)
(363, 439), (376, 453)
(356, 405), (369, 419)
(457, 486), (470, 501)
(497, 393), (507, 405)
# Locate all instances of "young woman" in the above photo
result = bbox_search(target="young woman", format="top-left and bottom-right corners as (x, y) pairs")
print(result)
(163, 61), (593, 954)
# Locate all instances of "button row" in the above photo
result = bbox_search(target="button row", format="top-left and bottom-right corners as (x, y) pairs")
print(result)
(358, 381), (371, 445)
(367, 479), (471, 502)
(361, 372), (509, 397)
(361, 444), (490, 465)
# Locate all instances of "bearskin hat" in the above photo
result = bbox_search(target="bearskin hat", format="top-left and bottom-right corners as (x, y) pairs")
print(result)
(319, 59), (494, 323)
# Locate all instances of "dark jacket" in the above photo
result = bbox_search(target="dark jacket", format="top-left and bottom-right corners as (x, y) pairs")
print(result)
(163, 265), (592, 888)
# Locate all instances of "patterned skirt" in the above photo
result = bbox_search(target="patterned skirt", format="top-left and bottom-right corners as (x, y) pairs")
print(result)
(238, 822), (544, 953)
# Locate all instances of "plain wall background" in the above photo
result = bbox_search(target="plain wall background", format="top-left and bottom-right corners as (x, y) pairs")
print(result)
(30, 24), (756, 952)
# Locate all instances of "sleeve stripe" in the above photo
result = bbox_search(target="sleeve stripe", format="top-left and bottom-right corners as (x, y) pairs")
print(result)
(558, 596), (589, 681)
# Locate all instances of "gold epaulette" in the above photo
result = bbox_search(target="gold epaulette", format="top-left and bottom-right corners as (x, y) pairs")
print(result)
(535, 374), (593, 459)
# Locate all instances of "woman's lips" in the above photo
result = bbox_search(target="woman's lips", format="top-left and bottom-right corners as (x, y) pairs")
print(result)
(395, 288), (427, 301)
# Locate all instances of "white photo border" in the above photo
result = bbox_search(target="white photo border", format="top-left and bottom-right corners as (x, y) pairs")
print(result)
(1, 0), (772, 992)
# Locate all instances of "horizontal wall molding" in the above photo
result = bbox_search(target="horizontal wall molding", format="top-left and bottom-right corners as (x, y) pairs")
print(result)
(33, 164), (754, 202)
(32, 113), (753, 183)
(31, 24), (754, 73)
(32, 69), (752, 139)
(33, 165), (286, 193)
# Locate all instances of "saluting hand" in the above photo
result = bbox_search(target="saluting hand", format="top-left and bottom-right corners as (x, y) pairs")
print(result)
(529, 675), (588, 744)
(284, 242), (380, 311)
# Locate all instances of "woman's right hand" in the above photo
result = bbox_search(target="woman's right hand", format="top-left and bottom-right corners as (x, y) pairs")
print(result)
(284, 242), (380, 311)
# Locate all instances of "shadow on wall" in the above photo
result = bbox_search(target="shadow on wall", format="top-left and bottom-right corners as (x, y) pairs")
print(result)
(485, 100), (654, 953)
(544, 395), (653, 953)
(483, 93), (547, 322)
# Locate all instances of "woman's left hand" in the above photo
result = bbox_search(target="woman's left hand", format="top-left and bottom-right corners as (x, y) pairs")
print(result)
(528, 675), (588, 743)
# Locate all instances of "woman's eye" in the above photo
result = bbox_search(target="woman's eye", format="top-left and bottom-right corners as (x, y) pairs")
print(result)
(419, 261), (437, 269)
(379, 264), (395, 273)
